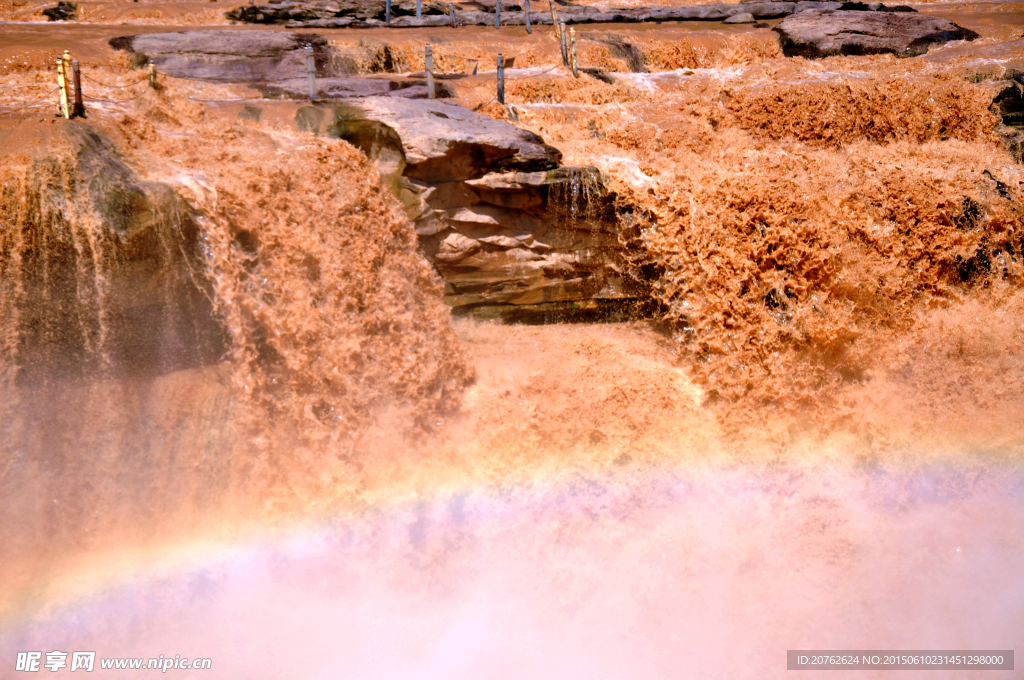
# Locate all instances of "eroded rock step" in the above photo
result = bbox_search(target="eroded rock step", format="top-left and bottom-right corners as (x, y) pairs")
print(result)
(270, 96), (650, 320)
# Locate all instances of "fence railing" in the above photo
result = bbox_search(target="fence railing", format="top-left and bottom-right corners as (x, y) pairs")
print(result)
(4, 29), (586, 119)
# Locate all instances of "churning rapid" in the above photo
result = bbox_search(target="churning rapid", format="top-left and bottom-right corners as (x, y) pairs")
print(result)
(1, 2), (1023, 678)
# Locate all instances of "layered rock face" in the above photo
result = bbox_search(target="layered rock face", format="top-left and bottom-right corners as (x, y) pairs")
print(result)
(424, 167), (645, 317)
(774, 9), (979, 57)
(0, 122), (226, 379)
(292, 98), (646, 319)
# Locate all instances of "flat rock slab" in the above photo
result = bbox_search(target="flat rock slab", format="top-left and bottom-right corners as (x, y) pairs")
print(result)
(111, 30), (329, 81)
(327, 97), (561, 181)
(774, 9), (979, 57)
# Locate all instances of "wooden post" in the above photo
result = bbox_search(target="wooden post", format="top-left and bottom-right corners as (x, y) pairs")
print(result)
(550, 1), (560, 42)
(55, 57), (69, 119)
(524, 0), (531, 33)
(148, 63), (157, 88)
(385, 0), (391, 23)
(62, 50), (72, 114)
(425, 44), (435, 99)
(71, 59), (84, 117)
(306, 45), (317, 102)
(559, 21), (568, 66)
(416, 0), (421, 18)
(496, 52), (505, 104)
(494, 0), (500, 28)
(448, 2), (456, 26)
(570, 27), (578, 77)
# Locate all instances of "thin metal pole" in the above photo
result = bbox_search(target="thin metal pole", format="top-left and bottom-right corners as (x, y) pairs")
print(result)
(494, 0), (500, 28)
(425, 44), (435, 99)
(524, 0), (531, 33)
(416, 0), (421, 18)
(497, 52), (504, 104)
(559, 21), (568, 66)
(449, 2), (456, 26)
(385, 0), (391, 23)
(71, 59), (84, 117)
(306, 45), (317, 101)
(570, 27), (577, 77)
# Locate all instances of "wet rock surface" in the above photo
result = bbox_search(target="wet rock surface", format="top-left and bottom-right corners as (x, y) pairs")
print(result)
(290, 98), (645, 318)
(1, 121), (227, 379)
(774, 9), (979, 57)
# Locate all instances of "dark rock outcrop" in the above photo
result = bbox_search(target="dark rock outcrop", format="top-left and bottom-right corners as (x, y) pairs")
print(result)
(1, 122), (226, 379)
(42, 1), (76, 20)
(290, 98), (645, 319)
(226, 0), (917, 28)
(987, 79), (1024, 163)
(774, 9), (979, 57)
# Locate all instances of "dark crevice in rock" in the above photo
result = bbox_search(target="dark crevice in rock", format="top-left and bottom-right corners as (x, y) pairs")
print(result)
(988, 80), (1024, 163)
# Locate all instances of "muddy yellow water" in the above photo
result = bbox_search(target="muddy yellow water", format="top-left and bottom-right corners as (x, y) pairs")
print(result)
(1, 5), (1024, 678)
